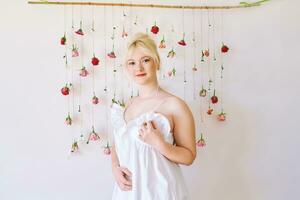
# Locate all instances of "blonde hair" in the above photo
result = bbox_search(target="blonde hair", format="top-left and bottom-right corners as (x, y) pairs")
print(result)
(124, 32), (161, 70)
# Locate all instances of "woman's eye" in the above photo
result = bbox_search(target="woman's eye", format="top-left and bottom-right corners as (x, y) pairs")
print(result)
(128, 62), (135, 66)
(143, 58), (150, 63)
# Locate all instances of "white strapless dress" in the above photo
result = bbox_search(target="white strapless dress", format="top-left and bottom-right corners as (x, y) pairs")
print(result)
(110, 103), (190, 200)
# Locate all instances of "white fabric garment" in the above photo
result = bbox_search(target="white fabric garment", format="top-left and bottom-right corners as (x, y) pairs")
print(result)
(110, 102), (190, 200)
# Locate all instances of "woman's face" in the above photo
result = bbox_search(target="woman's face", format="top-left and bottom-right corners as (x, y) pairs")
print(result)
(125, 46), (158, 85)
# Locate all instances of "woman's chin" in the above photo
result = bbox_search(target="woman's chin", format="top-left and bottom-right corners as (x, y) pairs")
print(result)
(134, 80), (148, 85)
(133, 77), (150, 85)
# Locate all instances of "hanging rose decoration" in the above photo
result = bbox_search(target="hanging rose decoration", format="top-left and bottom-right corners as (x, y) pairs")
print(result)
(178, 39), (186, 46)
(151, 21), (159, 34)
(75, 21), (84, 36)
(103, 142), (111, 155)
(70, 141), (79, 153)
(159, 36), (166, 49)
(192, 64), (197, 71)
(75, 29), (84, 35)
(207, 107), (213, 115)
(111, 98), (125, 107)
(72, 45), (79, 57)
(199, 86), (207, 97)
(119, 100), (125, 108)
(79, 66), (89, 77)
(201, 50), (205, 62)
(167, 68), (176, 77)
(107, 51), (116, 58)
(122, 30), (128, 38)
(204, 49), (210, 57)
(111, 97), (118, 105)
(91, 54), (100, 66)
(65, 113), (72, 125)
(217, 111), (226, 121)
(60, 34), (66, 45)
(87, 126), (100, 144)
(221, 43), (229, 53)
(167, 49), (176, 58)
(122, 26), (128, 38)
(92, 94), (99, 105)
(172, 68), (176, 76)
(196, 133), (206, 147)
(107, 44), (116, 58)
(178, 33), (187, 46)
(211, 89), (218, 104)
(61, 84), (70, 95)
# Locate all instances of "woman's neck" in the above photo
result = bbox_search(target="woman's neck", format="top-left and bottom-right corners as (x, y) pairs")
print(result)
(138, 82), (160, 99)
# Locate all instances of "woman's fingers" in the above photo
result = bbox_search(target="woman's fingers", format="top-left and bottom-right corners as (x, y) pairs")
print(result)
(118, 182), (132, 191)
(119, 174), (132, 186)
(113, 167), (132, 191)
(138, 125), (145, 138)
(120, 167), (132, 177)
(139, 120), (156, 140)
(146, 121), (154, 130)
(119, 167), (132, 186)
(150, 120), (157, 129)
(141, 120), (156, 131)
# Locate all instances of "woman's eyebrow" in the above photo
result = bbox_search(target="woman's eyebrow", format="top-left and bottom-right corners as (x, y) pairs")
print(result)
(127, 56), (150, 62)
(140, 56), (150, 60)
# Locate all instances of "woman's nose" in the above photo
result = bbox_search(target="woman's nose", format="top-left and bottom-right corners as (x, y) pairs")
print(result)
(136, 63), (144, 71)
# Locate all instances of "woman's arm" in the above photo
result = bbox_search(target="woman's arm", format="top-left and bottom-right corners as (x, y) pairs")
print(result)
(111, 145), (133, 191)
(111, 145), (120, 168)
(156, 97), (197, 165)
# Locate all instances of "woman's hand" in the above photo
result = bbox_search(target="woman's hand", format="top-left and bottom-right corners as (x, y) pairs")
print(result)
(112, 165), (132, 191)
(138, 120), (165, 149)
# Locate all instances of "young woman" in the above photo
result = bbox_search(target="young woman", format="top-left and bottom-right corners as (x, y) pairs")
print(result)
(110, 32), (196, 200)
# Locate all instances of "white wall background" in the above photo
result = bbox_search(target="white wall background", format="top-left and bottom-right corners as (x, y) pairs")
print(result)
(1, 0), (300, 200)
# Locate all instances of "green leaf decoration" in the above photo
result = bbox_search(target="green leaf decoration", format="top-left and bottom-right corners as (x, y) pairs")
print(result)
(240, 0), (269, 7)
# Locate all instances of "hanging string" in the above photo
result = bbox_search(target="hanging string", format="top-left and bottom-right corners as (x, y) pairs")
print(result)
(63, 5), (77, 153)
(168, 24), (176, 79)
(91, 5), (96, 129)
(182, 8), (187, 100)
(70, 6), (75, 118)
(111, 5), (117, 102)
(211, 9), (217, 92)
(171, 24), (175, 77)
(120, 0), (126, 104)
(198, 0), (205, 143)
(103, 6), (110, 146)
(207, 9), (213, 110)
(200, 8), (205, 87)
(63, 5), (72, 127)
(212, 10), (217, 62)
(128, 0), (133, 36)
(63, 5), (69, 108)
(192, 9), (197, 101)
(220, 10), (225, 111)
(69, 5), (79, 141)
(128, 0), (134, 98)
(71, 6), (74, 29)
(103, 6), (108, 93)
(78, 5), (84, 138)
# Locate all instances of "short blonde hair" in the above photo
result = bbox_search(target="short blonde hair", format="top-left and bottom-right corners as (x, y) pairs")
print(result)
(124, 32), (161, 70)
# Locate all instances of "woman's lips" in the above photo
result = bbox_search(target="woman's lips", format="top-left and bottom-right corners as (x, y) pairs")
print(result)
(136, 73), (146, 77)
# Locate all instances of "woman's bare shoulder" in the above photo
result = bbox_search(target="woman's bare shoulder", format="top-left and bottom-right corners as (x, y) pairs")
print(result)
(160, 92), (190, 113)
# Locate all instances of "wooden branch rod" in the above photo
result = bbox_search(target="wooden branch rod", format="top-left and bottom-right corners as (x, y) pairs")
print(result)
(27, 1), (261, 9)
